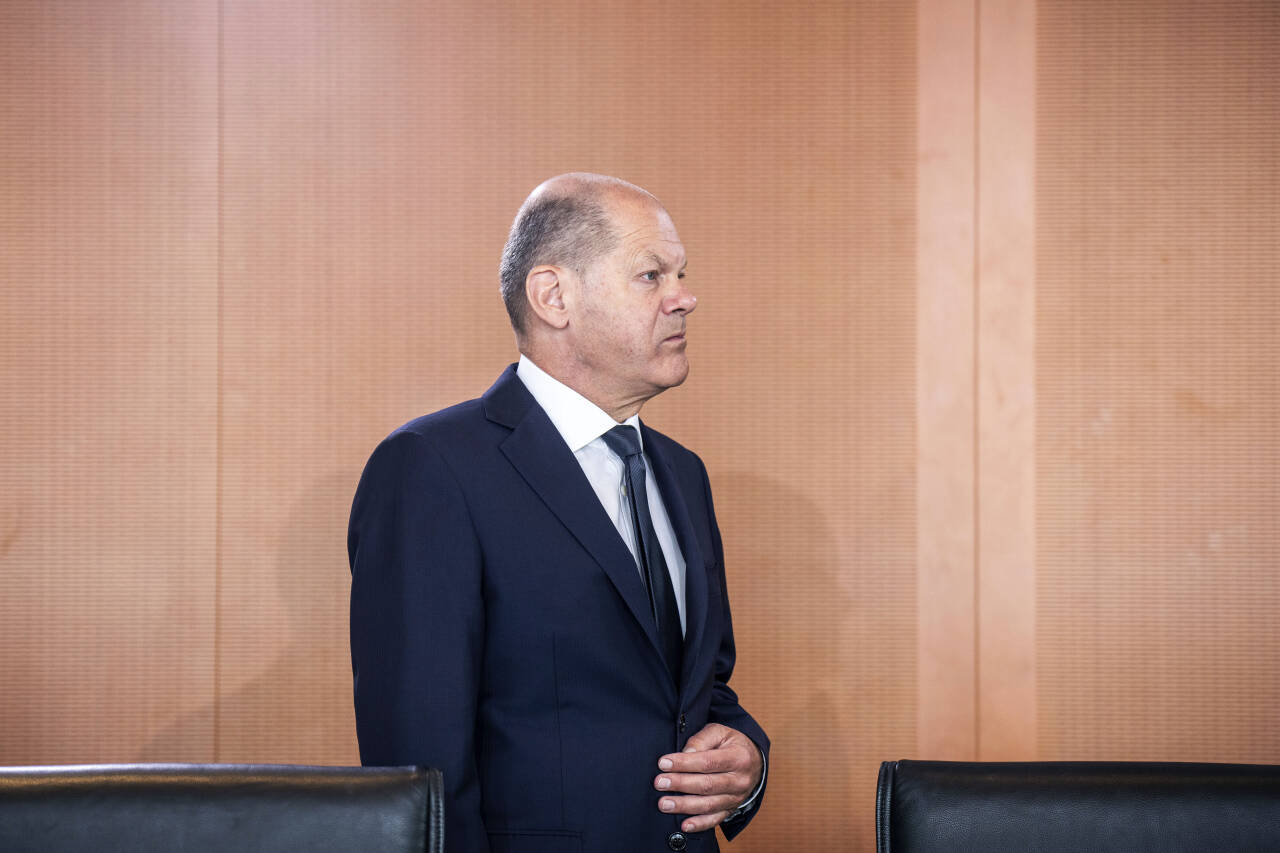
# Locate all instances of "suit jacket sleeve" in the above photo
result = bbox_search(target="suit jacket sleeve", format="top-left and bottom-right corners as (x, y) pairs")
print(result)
(699, 456), (771, 838)
(348, 429), (489, 852)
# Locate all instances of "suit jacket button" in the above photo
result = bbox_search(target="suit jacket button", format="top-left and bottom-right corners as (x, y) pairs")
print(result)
(678, 713), (687, 732)
(667, 831), (688, 851)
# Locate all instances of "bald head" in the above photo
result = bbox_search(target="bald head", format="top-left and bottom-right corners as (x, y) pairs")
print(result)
(499, 173), (661, 336)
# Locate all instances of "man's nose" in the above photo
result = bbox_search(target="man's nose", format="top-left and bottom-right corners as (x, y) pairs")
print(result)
(663, 278), (697, 314)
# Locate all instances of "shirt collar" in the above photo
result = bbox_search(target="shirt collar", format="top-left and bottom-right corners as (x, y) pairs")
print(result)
(516, 354), (642, 452)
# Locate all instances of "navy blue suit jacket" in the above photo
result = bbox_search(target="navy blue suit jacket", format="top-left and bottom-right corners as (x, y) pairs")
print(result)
(349, 365), (769, 853)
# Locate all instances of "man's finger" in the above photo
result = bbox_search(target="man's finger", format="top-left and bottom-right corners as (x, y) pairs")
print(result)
(658, 793), (740, 818)
(658, 746), (743, 774)
(655, 770), (752, 797)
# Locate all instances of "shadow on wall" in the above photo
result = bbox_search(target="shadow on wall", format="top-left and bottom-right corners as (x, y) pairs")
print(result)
(139, 471), (358, 764)
(715, 470), (862, 849)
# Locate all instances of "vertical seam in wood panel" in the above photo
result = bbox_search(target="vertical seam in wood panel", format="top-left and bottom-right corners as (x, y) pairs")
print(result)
(213, 0), (224, 763)
(972, 0), (983, 761)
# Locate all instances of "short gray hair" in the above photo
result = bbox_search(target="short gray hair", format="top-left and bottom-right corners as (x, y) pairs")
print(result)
(498, 195), (616, 334)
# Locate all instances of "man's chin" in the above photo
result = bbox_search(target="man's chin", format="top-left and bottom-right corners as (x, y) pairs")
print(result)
(656, 359), (691, 390)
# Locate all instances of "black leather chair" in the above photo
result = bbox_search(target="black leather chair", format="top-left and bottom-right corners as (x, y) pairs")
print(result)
(877, 760), (1280, 853)
(0, 763), (443, 853)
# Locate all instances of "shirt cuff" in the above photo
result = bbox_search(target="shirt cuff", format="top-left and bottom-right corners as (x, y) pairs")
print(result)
(724, 745), (767, 823)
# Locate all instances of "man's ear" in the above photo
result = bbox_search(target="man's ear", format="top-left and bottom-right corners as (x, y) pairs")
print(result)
(525, 265), (571, 330)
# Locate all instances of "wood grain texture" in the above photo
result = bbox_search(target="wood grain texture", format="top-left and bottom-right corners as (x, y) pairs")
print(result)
(0, 1), (916, 847)
(976, 0), (1038, 761)
(3, 2), (1278, 850)
(1036, 0), (1280, 763)
(916, 0), (978, 762)
(0, 0), (219, 764)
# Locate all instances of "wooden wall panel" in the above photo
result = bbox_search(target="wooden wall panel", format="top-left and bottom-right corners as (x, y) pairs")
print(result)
(1036, 0), (1280, 761)
(0, 1), (219, 763)
(975, 0), (1038, 760)
(916, 0), (977, 761)
(210, 0), (421, 766)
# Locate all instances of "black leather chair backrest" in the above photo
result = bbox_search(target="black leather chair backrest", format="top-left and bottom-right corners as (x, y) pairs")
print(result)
(877, 759), (1280, 853)
(0, 763), (443, 853)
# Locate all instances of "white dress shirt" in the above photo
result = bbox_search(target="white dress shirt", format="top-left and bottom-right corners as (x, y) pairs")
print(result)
(516, 354), (686, 634)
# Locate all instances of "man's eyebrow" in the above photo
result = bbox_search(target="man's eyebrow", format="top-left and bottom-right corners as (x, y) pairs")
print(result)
(636, 250), (687, 271)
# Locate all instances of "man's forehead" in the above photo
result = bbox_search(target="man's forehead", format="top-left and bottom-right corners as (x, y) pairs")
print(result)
(610, 202), (686, 265)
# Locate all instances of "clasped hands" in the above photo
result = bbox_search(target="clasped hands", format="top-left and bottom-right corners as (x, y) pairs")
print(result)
(654, 723), (764, 833)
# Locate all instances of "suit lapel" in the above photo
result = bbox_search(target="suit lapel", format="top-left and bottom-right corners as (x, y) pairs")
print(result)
(484, 367), (670, 684)
(641, 425), (709, 696)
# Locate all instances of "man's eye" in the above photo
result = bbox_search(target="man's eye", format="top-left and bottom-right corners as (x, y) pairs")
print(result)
(640, 271), (659, 281)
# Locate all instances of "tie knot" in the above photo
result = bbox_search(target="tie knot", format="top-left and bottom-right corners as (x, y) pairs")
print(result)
(601, 425), (643, 460)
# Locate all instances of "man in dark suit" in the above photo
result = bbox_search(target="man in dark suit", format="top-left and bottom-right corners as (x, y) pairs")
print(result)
(349, 174), (768, 853)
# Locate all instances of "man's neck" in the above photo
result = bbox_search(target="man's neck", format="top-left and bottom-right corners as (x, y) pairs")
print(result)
(518, 350), (650, 422)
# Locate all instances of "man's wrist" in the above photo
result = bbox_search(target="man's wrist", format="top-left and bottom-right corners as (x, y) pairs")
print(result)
(725, 746), (767, 823)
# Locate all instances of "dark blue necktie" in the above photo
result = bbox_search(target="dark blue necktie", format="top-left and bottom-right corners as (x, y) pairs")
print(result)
(601, 425), (683, 685)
